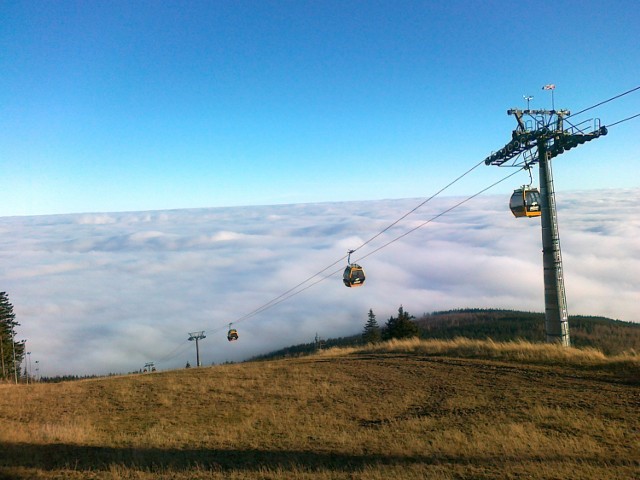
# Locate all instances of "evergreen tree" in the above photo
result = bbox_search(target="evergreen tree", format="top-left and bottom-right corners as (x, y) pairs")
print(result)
(383, 305), (419, 340)
(0, 292), (23, 381)
(362, 309), (381, 344)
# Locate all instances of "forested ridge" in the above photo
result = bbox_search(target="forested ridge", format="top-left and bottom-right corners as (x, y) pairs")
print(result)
(252, 308), (640, 361)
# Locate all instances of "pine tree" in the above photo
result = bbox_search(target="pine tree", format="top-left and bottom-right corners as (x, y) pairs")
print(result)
(382, 305), (419, 340)
(0, 292), (23, 382)
(362, 309), (381, 344)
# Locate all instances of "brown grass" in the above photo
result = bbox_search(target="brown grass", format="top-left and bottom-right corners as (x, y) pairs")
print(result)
(333, 336), (640, 365)
(0, 338), (638, 479)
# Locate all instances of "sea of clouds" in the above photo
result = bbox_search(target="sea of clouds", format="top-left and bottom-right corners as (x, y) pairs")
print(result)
(1, 189), (638, 376)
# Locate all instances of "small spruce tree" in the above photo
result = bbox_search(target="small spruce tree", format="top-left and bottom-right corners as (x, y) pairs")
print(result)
(362, 309), (381, 344)
(383, 305), (419, 340)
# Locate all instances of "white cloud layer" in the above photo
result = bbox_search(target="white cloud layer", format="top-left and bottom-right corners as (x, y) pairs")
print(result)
(1, 189), (638, 376)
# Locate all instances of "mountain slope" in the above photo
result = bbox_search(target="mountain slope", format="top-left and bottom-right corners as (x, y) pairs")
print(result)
(0, 339), (638, 479)
(254, 309), (640, 361)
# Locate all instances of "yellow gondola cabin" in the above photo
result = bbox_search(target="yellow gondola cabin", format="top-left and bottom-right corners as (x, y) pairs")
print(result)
(510, 187), (541, 218)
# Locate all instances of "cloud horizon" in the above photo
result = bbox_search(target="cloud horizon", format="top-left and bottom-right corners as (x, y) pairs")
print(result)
(2, 189), (638, 377)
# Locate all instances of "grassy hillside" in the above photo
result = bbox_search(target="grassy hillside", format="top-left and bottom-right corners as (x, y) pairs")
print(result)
(254, 309), (640, 361)
(415, 309), (640, 355)
(1, 338), (638, 479)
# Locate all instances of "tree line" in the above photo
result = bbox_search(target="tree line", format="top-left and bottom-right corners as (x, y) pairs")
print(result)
(252, 305), (421, 361)
(254, 306), (639, 362)
(0, 292), (25, 383)
(361, 306), (419, 343)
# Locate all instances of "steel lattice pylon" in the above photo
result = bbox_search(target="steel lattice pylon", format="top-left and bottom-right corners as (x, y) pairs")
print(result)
(485, 107), (607, 346)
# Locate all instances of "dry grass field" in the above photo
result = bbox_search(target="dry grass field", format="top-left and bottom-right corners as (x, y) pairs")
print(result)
(1, 338), (638, 479)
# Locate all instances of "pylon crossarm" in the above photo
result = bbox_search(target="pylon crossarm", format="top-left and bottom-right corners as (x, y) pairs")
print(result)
(485, 109), (606, 166)
(547, 127), (608, 159)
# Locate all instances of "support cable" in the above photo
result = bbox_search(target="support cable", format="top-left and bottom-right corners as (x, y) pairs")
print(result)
(220, 158), (487, 328)
(607, 112), (640, 128)
(226, 166), (525, 327)
(568, 86), (640, 118)
(350, 158), (486, 255)
(154, 339), (191, 364)
(354, 168), (524, 264)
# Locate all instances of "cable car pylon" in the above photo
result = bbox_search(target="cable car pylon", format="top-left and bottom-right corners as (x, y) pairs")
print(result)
(484, 89), (607, 347)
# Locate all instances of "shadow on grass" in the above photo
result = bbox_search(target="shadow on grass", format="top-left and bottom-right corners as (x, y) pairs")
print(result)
(1, 442), (635, 479)
(0, 442), (442, 473)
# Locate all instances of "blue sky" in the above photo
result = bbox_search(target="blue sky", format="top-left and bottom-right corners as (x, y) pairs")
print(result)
(1, 0), (639, 216)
